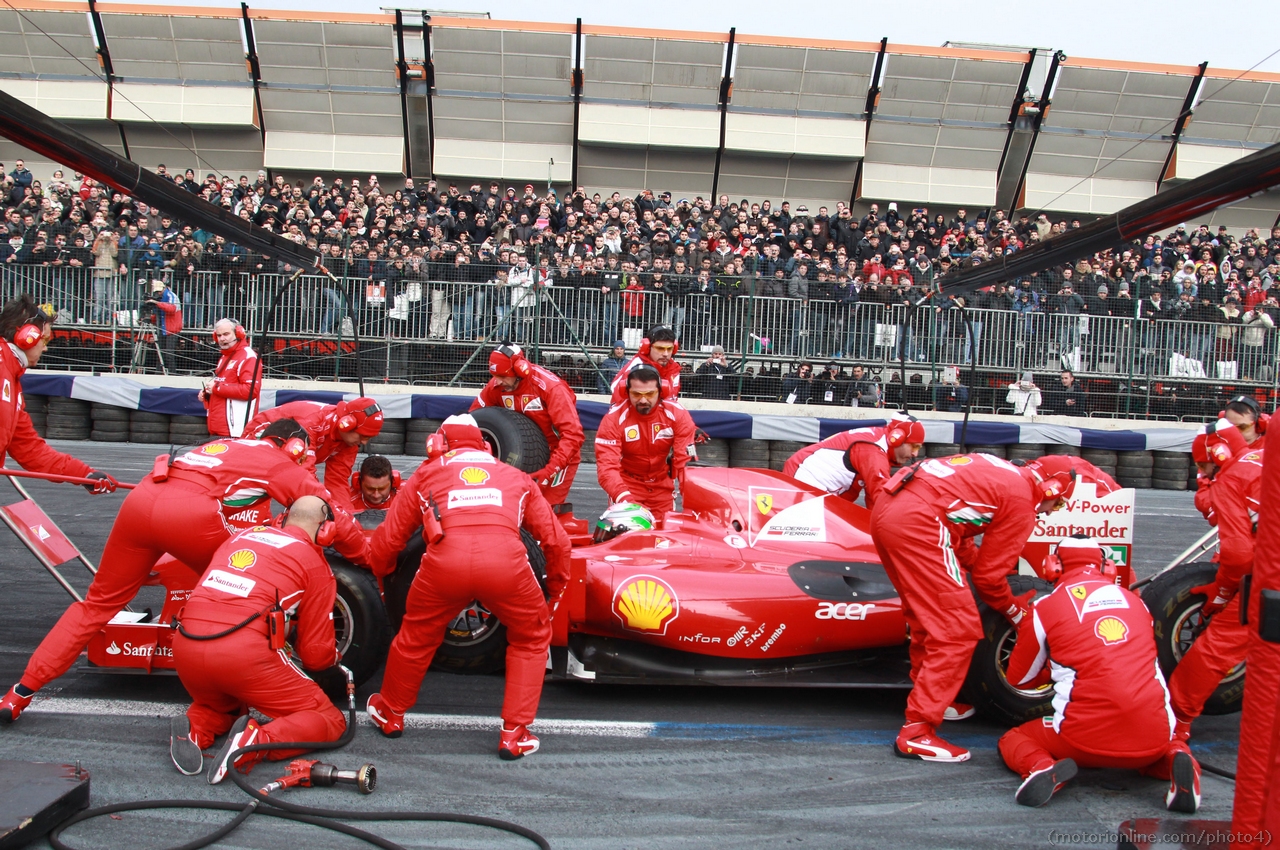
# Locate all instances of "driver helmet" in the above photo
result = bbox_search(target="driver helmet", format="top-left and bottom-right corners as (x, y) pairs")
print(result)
(593, 502), (656, 543)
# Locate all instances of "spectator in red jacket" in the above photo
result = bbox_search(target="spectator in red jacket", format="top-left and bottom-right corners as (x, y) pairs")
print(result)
(609, 326), (682, 403)
(201, 318), (260, 438)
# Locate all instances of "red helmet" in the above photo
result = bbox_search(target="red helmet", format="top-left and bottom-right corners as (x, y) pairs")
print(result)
(1205, 418), (1248, 467)
(489, 344), (532, 378)
(885, 416), (926, 449)
(335, 397), (384, 437)
(1021, 454), (1078, 506)
(425, 413), (491, 459)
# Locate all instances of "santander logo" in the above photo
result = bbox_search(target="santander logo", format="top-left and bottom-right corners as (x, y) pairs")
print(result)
(105, 641), (122, 655)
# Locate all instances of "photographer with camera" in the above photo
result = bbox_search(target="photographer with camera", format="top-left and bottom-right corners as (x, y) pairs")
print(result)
(144, 279), (182, 361)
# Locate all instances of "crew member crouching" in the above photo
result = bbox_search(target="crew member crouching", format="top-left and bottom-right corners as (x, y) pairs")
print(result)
(350, 454), (401, 513)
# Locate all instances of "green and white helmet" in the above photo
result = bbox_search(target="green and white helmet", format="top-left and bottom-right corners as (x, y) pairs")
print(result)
(593, 502), (656, 543)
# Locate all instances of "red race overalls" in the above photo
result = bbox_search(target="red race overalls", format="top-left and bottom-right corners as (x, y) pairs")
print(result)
(595, 398), (696, 519)
(783, 427), (892, 509)
(204, 338), (259, 437)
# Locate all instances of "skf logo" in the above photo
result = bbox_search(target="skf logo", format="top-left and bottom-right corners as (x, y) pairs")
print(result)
(203, 443), (229, 455)
(755, 493), (774, 515)
(1095, 616), (1129, 645)
(624, 425), (640, 442)
(459, 467), (490, 485)
(227, 549), (257, 571)
(1071, 585), (1088, 600)
(946, 456), (972, 466)
(613, 575), (679, 635)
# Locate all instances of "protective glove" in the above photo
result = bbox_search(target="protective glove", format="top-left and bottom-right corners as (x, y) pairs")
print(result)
(693, 428), (711, 444)
(83, 470), (118, 494)
(1003, 589), (1037, 627)
(1189, 581), (1234, 620)
(530, 466), (558, 487)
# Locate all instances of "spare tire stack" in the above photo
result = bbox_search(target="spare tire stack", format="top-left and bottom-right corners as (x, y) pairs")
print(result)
(46, 397), (90, 441)
(695, 437), (729, 467)
(1115, 451), (1154, 490)
(926, 442), (960, 458)
(769, 440), (806, 472)
(1080, 448), (1118, 480)
(169, 414), (210, 446)
(1007, 443), (1045, 462)
(89, 403), (129, 442)
(1043, 444), (1082, 457)
(24, 394), (48, 437)
(1152, 451), (1190, 491)
(403, 418), (441, 457)
(729, 438), (769, 468)
(968, 444), (1007, 459)
(365, 417), (405, 456)
(129, 410), (171, 444)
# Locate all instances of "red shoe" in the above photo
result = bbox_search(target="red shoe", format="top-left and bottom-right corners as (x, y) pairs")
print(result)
(367, 693), (404, 739)
(1015, 758), (1078, 807)
(1166, 750), (1201, 814)
(0, 685), (33, 725)
(499, 724), (540, 761)
(893, 722), (970, 763)
(207, 716), (268, 785)
(943, 702), (976, 721)
(1174, 719), (1192, 742)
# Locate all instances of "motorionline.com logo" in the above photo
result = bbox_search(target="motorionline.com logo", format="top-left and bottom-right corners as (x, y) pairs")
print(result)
(1049, 829), (1272, 846)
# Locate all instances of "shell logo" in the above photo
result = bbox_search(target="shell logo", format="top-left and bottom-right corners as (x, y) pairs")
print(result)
(459, 467), (490, 485)
(227, 549), (257, 571)
(1095, 616), (1129, 645)
(203, 443), (229, 455)
(624, 425), (640, 442)
(612, 575), (679, 635)
(946, 456), (973, 466)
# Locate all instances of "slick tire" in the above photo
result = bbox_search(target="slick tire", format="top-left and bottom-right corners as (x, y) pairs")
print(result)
(90, 429), (129, 442)
(470, 407), (550, 474)
(314, 558), (392, 696)
(960, 575), (1056, 725)
(1141, 562), (1244, 715)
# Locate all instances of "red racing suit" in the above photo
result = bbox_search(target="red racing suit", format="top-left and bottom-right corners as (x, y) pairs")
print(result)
(471, 364), (583, 506)
(869, 453), (1037, 728)
(368, 448), (571, 725)
(245, 401), (360, 512)
(204, 339), (260, 437)
(2, 344), (93, 479)
(174, 525), (344, 756)
(594, 398), (696, 519)
(999, 571), (1184, 779)
(18, 438), (368, 692)
(782, 427), (892, 509)
(350, 482), (399, 513)
(608, 352), (682, 404)
(1169, 448), (1262, 728)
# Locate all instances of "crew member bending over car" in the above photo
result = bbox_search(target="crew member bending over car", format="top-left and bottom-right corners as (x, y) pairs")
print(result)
(870, 453), (1112, 763)
(169, 496), (348, 783)
(245, 397), (384, 512)
(609, 325), (682, 403)
(366, 414), (571, 760)
(999, 536), (1200, 812)
(0, 420), (369, 723)
(595, 366), (696, 521)
(0, 295), (117, 493)
(1169, 420), (1261, 743)
(782, 416), (925, 509)
(349, 454), (400, 513)
(471, 344), (583, 510)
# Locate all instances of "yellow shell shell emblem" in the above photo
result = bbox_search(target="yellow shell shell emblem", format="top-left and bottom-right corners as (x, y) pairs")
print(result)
(612, 576), (679, 635)
(203, 443), (229, 454)
(1095, 616), (1129, 645)
(227, 549), (257, 571)
(459, 466), (490, 485)
(946, 456), (973, 465)
(755, 494), (774, 515)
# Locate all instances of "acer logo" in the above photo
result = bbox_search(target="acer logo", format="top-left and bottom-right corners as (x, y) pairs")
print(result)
(815, 602), (877, 621)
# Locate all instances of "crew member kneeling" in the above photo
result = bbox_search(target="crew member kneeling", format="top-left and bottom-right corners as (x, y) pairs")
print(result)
(999, 536), (1200, 812)
(349, 454), (400, 513)
(782, 416), (925, 509)
(169, 496), (348, 783)
(366, 414), (571, 759)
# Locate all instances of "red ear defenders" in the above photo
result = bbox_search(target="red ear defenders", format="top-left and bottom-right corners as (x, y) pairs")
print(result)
(885, 417), (925, 449)
(1041, 550), (1118, 584)
(274, 435), (308, 464)
(425, 432), (492, 460)
(353, 469), (401, 489)
(278, 501), (337, 547)
(638, 329), (678, 359)
(489, 344), (532, 378)
(1227, 394), (1269, 435)
(337, 402), (382, 433)
(214, 321), (247, 342)
(13, 322), (44, 351)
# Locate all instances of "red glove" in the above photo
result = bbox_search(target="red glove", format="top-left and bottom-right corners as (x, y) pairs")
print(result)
(83, 470), (118, 494)
(530, 466), (558, 487)
(1003, 589), (1037, 627)
(693, 428), (711, 444)
(1190, 581), (1234, 620)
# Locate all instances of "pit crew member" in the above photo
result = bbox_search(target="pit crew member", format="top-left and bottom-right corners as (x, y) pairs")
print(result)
(595, 365), (697, 520)
(349, 454), (400, 513)
(609, 325), (682, 403)
(200, 318), (260, 438)
(1223, 394), (1268, 448)
(782, 416), (926, 509)
(245, 397), (384, 512)
(365, 414), (570, 759)
(169, 496), (346, 782)
(470, 344), (583, 509)
(870, 453), (1113, 762)
(0, 295), (117, 494)
(998, 536), (1200, 812)
(0, 420), (368, 723)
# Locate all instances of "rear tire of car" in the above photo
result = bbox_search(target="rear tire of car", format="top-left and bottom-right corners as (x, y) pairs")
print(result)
(470, 407), (550, 474)
(960, 575), (1056, 725)
(313, 558), (392, 697)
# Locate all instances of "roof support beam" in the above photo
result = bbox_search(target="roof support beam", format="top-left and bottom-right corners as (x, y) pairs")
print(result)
(87, 0), (128, 159)
(850, 36), (888, 206)
(570, 17), (583, 191)
(424, 16), (436, 179)
(240, 3), (268, 177)
(993, 49), (1039, 214)
(1157, 61), (1208, 190)
(1010, 49), (1065, 213)
(394, 9), (413, 178)
(710, 27), (736, 202)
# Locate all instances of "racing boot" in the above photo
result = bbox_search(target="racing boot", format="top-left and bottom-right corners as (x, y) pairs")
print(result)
(0, 684), (34, 724)
(1015, 758), (1078, 807)
(1166, 750), (1201, 814)
(893, 722), (970, 763)
(208, 715), (269, 785)
(499, 724), (540, 761)
(1173, 718), (1192, 742)
(169, 716), (205, 776)
(367, 693), (404, 739)
(943, 702), (976, 721)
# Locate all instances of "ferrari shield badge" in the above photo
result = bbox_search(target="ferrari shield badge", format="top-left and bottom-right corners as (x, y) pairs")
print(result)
(754, 493), (773, 515)
(612, 575), (679, 635)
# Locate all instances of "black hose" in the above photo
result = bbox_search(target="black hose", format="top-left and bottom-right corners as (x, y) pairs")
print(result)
(1200, 760), (1236, 780)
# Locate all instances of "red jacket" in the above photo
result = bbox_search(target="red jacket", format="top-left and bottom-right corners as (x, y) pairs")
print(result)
(204, 339), (260, 438)
(471, 364), (583, 480)
(609, 352), (683, 404)
(180, 525), (338, 671)
(1210, 448), (1263, 593)
(1006, 571), (1175, 758)
(245, 401), (358, 511)
(368, 447), (571, 595)
(594, 399), (696, 503)
(782, 427), (892, 509)
(167, 438), (369, 565)
(894, 453), (1037, 614)
(2, 344), (92, 478)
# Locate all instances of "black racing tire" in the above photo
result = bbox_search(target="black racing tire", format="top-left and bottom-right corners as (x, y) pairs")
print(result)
(48, 412), (91, 429)
(969, 445), (1008, 458)
(169, 426), (211, 438)
(1007, 444), (1045, 460)
(1154, 478), (1190, 491)
(1043, 444), (1082, 456)
(926, 443), (960, 458)
(470, 407), (550, 474)
(1116, 475), (1153, 490)
(1141, 562), (1244, 715)
(960, 575), (1056, 725)
(1117, 452), (1154, 470)
(365, 436), (405, 456)
(90, 429), (129, 442)
(91, 406), (131, 422)
(47, 397), (89, 414)
(46, 427), (90, 440)
(130, 411), (169, 425)
(312, 558), (392, 697)
(129, 429), (171, 444)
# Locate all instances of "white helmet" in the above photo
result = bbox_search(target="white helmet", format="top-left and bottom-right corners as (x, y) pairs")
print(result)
(593, 502), (656, 543)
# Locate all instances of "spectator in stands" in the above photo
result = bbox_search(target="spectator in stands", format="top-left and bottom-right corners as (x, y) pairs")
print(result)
(844, 364), (881, 409)
(695, 345), (736, 400)
(1007, 371), (1042, 416)
(782, 362), (814, 405)
(597, 340), (627, 395)
(931, 373), (969, 413)
(1043, 370), (1086, 417)
(144, 279), (182, 362)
